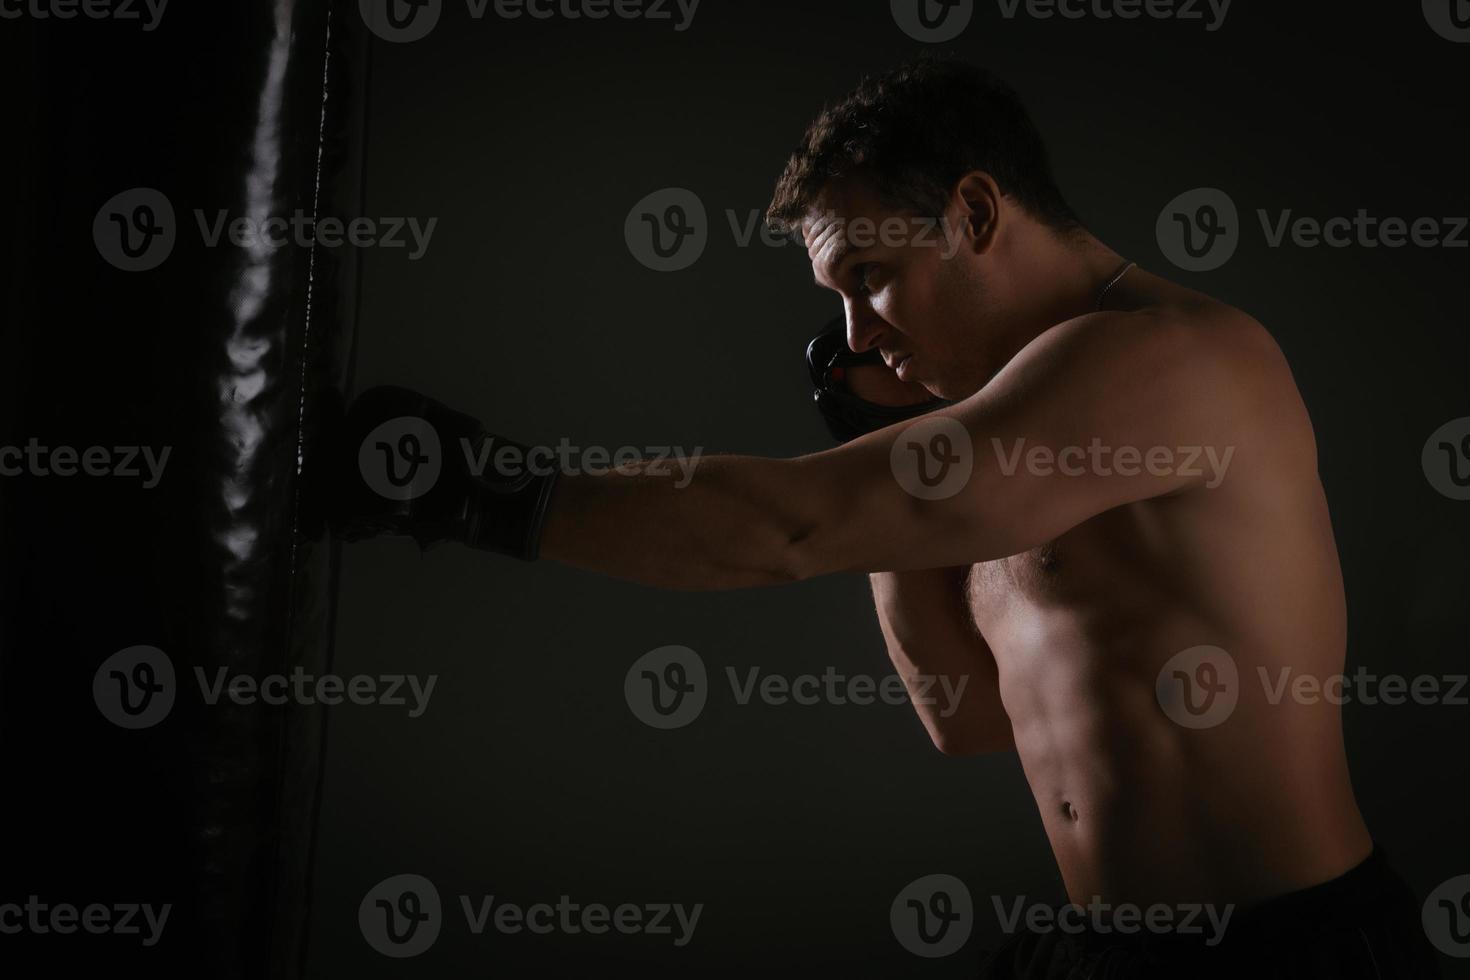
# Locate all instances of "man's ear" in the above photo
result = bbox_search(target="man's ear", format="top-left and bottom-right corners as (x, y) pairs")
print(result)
(951, 171), (1002, 255)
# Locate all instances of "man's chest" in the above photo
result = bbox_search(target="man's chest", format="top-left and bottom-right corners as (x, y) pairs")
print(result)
(962, 505), (1164, 637)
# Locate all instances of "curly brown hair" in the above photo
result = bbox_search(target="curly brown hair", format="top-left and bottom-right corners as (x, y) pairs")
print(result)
(766, 55), (1081, 235)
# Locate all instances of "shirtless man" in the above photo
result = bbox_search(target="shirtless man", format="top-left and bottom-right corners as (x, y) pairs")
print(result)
(334, 56), (1441, 977)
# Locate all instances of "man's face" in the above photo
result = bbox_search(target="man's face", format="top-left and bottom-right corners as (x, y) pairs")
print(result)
(800, 176), (986, 400)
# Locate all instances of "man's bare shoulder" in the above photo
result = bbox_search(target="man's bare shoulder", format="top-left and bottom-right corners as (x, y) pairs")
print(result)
(1035, 287), (1277, 368)
(1007, 293), (1316, 480)
(1100, 294), (1317, 479)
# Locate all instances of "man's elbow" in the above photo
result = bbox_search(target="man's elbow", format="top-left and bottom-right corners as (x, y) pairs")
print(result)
(777, 517), (827, 584)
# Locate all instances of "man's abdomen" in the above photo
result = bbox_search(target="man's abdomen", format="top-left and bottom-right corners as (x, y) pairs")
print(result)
(967, 492), (1372, 910)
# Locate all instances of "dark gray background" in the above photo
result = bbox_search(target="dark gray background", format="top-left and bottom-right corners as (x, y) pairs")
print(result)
(308, 2), (1469, 975)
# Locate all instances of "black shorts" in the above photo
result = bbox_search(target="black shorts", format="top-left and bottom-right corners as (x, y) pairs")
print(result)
(978, 846), (1442, 979)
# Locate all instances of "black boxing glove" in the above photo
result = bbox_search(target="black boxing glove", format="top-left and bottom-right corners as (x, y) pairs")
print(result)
(806, 318), (950, 443)
(329, 385), (558, 560)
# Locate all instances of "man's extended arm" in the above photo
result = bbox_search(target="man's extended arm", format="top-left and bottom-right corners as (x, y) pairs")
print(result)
(540, 309), (1266, 587)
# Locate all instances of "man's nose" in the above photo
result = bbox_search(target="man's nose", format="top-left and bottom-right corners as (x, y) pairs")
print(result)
(843, 302), (885, 354)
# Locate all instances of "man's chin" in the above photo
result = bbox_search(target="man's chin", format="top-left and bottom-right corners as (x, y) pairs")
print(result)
(924, 380), (957, 401)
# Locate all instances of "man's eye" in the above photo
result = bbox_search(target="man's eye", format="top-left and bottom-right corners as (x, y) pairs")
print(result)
(854, 264), (877, 294)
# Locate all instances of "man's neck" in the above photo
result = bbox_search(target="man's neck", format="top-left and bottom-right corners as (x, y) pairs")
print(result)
(992, 228), (1126, 362)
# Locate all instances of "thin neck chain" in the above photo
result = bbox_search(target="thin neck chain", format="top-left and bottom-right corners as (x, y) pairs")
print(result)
(1096, 259), (1137, 311)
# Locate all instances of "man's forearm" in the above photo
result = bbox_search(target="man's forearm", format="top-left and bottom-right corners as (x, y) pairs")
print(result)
(539, 454), (817, 590)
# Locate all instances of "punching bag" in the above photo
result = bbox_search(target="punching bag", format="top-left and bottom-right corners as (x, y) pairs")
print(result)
(0, 1), (369, 974)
